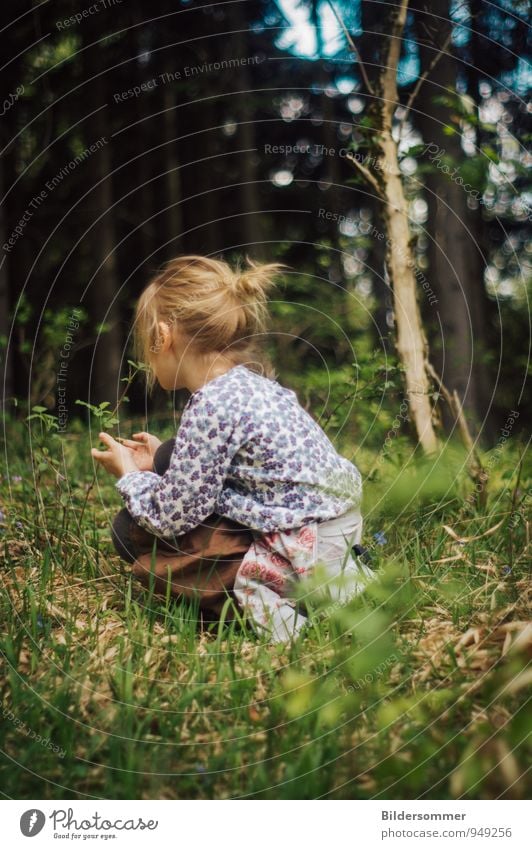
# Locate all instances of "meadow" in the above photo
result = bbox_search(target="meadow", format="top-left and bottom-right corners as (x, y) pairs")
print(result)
(0, 410), (530, 800)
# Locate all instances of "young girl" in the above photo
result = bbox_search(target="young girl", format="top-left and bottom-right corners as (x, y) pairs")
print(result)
(92, 255), (374, 643)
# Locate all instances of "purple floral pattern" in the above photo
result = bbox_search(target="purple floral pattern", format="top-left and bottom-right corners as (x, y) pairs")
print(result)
(116, 365), (362, 538)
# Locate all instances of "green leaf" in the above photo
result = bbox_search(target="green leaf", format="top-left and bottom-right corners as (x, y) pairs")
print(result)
(481, 145), (499, 164)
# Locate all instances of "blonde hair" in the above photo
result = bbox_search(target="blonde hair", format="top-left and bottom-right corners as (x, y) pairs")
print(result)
(134, 254), (286, 388)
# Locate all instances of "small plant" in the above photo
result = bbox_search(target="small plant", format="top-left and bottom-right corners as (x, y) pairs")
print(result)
(75, 360), (147, 433)
(26, 406), (59, 434)
(74, 400), (120, 431)
(25, 406), (62, 478)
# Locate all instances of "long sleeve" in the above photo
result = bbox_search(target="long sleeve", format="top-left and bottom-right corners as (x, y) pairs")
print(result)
(115, 363), (364, 537)
(116, 393), (242, 537)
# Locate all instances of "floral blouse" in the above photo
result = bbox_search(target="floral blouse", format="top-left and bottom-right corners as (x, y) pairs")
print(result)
(116, 364), (362, 538)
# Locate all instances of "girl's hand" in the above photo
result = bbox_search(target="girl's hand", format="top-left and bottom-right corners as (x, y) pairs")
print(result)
(91, 432), (141, 478)
(118, 432), (162, 472)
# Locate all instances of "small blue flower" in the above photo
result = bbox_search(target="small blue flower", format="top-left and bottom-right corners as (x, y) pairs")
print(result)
(373, 530), (388, 546)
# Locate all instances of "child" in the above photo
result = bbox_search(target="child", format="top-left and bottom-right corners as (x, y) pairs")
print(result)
(92, 255), (374, 642)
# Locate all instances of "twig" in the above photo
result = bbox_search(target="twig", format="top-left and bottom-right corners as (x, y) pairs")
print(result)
(321, 386), (360, 428)
(397, 26), (454, 137)
(426, 361), (469, 446)
(397, 0), (470, 136)
(425, 359), (487, 502)
(325, 0), (375, 96)
(344, 152), (383, 196)
(508, 451), (524, 570)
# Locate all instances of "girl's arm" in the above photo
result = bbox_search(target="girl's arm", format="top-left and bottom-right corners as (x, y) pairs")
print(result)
(115, 395), (242, 538)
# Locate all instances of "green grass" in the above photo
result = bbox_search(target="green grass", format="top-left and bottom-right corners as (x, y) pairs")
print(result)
(0, 421), (530, 799)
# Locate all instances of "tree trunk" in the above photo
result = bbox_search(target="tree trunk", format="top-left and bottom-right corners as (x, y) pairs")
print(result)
(416, 0), (493, 436)
(0, 152), (13, 408)
(367, 196), (391, 347)
(162, 54), (183, 258)
(85, 75), (122, 406)
(380, 132), (438, 453)
(311, 0), (343, 284)
(229, 3), (263, 259)
(360, 0), (439, 453)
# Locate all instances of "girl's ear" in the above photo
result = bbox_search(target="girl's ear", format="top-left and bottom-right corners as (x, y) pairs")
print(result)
(156, 321), (172, 353)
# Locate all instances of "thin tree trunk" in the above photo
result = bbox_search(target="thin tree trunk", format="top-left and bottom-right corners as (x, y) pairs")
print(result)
(85, 76), (122, 405)
(367, 196), (391, 347)
(380, 132), (438, 452)
(311, 1), (343, 284)
(230, 3), (263, 259)
(416, 0), (493, 436)
(162, 56), (183, 257)
(0, 153), (13, 407)
(362, 0), (438, 453)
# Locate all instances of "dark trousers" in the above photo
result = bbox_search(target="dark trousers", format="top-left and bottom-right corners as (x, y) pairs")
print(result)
(112, 439), (254, 619)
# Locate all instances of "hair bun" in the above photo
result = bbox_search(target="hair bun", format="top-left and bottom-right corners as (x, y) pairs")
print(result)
(231, 256), (286, 301)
